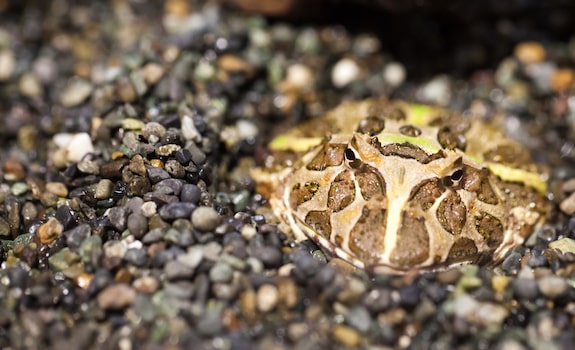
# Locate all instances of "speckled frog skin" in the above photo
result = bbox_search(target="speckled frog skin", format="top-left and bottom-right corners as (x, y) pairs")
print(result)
(252, 99), (550, 274)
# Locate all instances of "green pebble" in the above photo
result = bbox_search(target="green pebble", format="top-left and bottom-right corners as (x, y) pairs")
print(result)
(11, 182), (28, 196)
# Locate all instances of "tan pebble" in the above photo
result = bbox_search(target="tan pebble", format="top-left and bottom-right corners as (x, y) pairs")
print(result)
(94, 179), (114, 199)
(491, 275), (509, 294)
(332, 324), (361, 347)
(3, 158), (26, 181)
(59, 78), (93, 107)
(97, 284), (136, 310)
(164, 0), (190, 16)
(19, 73), (42, 98)
(0, 50), (16, 81)
(157, 144), (181, 156)
(257, 284), (279, 313)
(116, 76), (137, 102)
(549, 237), (575, 255)
(277, 277), (299, 309)
(550, 68), (575, 92)
(218, 54), (254, 73)
(37, 217), (64, 244)
(141, 63), (165, 84)
(281, 63), (314, 92)
(76, 272), (93, 289)
(133, 276), (160, 293)
(149, 159), (164, 168)
(111, 151), (126, 160)
(560, 192), (575, 215)
(240, 290), (257, 320)
(514, 41), (546, 64)
(128, 154), (147, 176)
(140, 201), (157, 217)
(114, 268), (132, 284)
(562, 178), (575, 193)
(45, 182), (68, 197)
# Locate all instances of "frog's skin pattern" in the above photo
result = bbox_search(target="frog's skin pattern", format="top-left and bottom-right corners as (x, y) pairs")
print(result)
(252, 99), (549, 274)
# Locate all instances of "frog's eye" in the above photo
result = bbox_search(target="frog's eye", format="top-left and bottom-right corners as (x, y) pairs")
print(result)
(345, 148), (356, 161)
(443, 168), (464, 187)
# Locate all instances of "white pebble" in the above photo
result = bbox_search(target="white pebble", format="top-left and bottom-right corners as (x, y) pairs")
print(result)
(285, 64), (314, 90)
(236, 120), (258, 140)
(66, 133), (95, 163)
(181, 115), (201, 142)
(140, 201), (157, 217)
(419, 75), (451, 106)
(53, 132), (95, 163)
(331, 58), (361, 88)
(383, 62), (406, 87)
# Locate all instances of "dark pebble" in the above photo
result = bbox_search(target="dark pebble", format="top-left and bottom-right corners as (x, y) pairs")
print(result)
(100, 159), (129, 179)
(154, 178), (184, 195)
(175, 148), (192, 165)
(64, 223), (92, 250)
(7, 266), (30, 289)
(315, 264), (337, 287)
(501, 251), (523, 274)
(127, 213), (148, 238)
(512, 278), (539, 300)
(145, 192), (179, 205)
(87, 269), (113, 296)
(159, 202), (196, 220)
(195, 302), (224, 336)
(145, 165), (170, 184)
(188, 143), (206, 165)
(124, 248), (149, 267)
(292, 249), (321, 277)
(126, 197), (144, 215)
(55, 205), (77, 230)
(142, 228), (165, 244)
(399, 284), (421, 309)
(251, 246), (283, 267)
(164, 281), (195, 299)
(108, 206), (129, 232)
(180, 184), (201, 204)
(364, 288), (392, 313)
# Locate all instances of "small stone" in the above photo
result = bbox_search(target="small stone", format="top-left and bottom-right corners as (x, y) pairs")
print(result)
(175, 148), (193, 165)
(19, 73), (42, 98)
(11, 182), (28, 196)
(164, 260), (196, 280)
(191, 206), (221, 232)
(514, 41), (546, 64)
(549, 237), (575, 255)
(146, 165), (171, 183)
(48, 247), (80, 271)
(157, 144), (181, 156)
(332, 324), (361, 348)
(97, 284), (136, 310)
(0, 49), (15, 81)
(252, 246), (283, 267)
(122, 118), (145, 131)
(141, 201), (157, 217)
(133, 276), (160, 293)
(181, 115), (201, 142)
(164, 159), (185, 178)
(159, 202), (195, 220)
(560, 192), (575, 215)
(209, 262), (233, 283)
(124, 248), (149, 267)
(257, 284), (279, 313)
(332, 58), (361, 88)
(550, 68), (575, 92)
(37, 217), (64, 244)
(103, 240), (128, 258)
(127, 213), (148, 238)
(108, 206), (129, 232)
(383, 62), (406, 87)
(64, 224), (91, 249)
(181, 184), (201, 203)
(45, 182), (68, 197)
(537, 275), (568, 299)
(55, 205), (76, 230)
(141, 62), (165, 85)
(59, 78), (93, 107)
(94, 179), (114, 199)
(53, 133), (95, 163)
(346, 306), (371, 333)
(282, 63), (314, 91)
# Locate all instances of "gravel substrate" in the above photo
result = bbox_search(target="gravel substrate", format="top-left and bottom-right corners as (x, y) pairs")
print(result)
(1, 1), (575, 349)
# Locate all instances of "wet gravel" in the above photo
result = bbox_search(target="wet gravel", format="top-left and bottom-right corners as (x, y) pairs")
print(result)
(1, 0), (575, 349)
